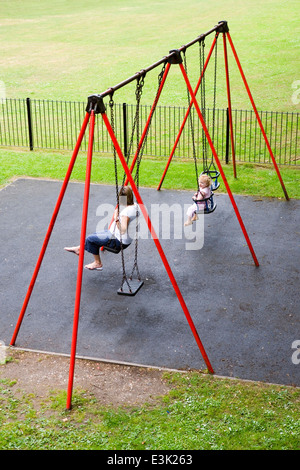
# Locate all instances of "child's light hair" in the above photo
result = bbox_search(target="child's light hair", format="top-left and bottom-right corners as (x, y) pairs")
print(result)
(198, 173), (212, 188)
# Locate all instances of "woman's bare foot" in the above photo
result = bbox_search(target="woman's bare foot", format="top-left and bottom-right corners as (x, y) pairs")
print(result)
(64, 246), (80, 256)
(84, 261), (103, 271)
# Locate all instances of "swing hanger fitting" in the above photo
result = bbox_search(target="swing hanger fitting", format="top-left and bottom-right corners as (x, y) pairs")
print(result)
(86, 94), (106, 115)
(135, 70), (146, 95)
(137, 69), (146, 81)
(168, 49), (183, 64)
(216, 20), (229, 33)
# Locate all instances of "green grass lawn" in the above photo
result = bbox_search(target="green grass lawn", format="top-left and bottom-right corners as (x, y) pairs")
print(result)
(1, 0), (299, 112)
(0, 1), (299, 451)
(0, 147), (299, 199)
(0, 365), (299, 450)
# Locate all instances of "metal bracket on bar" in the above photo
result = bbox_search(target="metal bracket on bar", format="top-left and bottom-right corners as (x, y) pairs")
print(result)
(196, 33), (206, 44)
(217, 20), (229, 33)
(168, 49), (183, 64)
(86, 94), (106, 114)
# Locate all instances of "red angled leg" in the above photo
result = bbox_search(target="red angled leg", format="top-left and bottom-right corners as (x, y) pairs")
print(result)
(10, 112), (91, 346)
(179, 62), (259, 267)
(102, 111), (214, 375)
(66, 110), (95, 410)
(124, 62), (171, 186)
(157, 34), (219, 191)
(223, 33), (236, 178)
(226, 32), (289, 201)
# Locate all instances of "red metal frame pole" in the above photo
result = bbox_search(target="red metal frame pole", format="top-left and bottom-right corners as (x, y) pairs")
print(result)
(124, 62), (171, 186)
(179, 62), (259, 267)
(66, 110), (95, 410)
(223, 33), (237, 178)
(101, 111), (214, 374)
(226, 32), (289, 201)
(157, 34), (219, 191)
(10, 112), (91, 346)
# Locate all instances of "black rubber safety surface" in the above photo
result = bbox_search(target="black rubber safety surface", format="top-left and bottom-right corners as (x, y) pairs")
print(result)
(0, 178), (299, 386)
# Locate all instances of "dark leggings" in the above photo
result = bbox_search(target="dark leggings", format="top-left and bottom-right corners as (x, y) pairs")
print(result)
(84, 231), (116, 255)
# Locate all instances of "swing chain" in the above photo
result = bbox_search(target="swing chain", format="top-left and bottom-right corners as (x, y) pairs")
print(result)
(199, 39), (208, 174)
(109, 93), (120, 209)
(129, 74), (146, 282)
(211, 36), (218, 153)
(109, 94), (132, 293)
(124, 74), (145, 183)
(129, 62), (166, 281)
(158, 61), (166, 87)
(130, 61), (167, 281)
(133, 61), (166, 185)
(183, 49), (199, 189)
(135, 72), (145, 102)
(108, 62), (167, 290)
(129, 74), (145, 281)
(207, 33), (219, 176)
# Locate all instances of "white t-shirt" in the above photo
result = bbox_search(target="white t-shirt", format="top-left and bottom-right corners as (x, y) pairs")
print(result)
(109, 203), (138, 245)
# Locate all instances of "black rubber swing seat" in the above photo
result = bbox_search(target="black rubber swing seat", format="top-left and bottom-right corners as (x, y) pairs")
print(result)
(102, 239), (130, 254)
(103, 245), (120, 254)
(118, 279), (144, 296)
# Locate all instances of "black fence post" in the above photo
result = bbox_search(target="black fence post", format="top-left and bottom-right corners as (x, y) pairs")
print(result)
(26, 97), (33, 151)
(122, 102), (128, 158)
(225, 107), (230, 164)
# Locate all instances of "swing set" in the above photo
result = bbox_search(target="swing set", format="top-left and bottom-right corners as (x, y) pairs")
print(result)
(9, 21), (289, 410)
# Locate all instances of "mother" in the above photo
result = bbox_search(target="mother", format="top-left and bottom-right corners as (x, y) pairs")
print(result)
(64, 186), (137, 271)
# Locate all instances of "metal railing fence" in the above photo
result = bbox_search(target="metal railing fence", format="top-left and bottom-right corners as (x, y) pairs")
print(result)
(0, 98), (299, 165)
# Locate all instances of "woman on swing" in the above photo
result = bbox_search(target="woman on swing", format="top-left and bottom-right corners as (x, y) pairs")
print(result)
(64, 186), (137, 271)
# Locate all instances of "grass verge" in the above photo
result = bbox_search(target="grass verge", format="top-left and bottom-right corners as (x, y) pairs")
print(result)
(0, 366), (299, 450)
(0, 147), (299, 199)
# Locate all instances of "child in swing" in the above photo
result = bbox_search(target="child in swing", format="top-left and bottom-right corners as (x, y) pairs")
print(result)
(184, 173), (212, 226)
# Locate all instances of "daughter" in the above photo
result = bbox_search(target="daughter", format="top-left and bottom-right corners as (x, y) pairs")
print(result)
(184, 174), (212, 226)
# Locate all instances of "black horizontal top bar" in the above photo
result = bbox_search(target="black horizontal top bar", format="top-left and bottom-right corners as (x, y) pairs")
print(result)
(98, 21), (227, 99)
